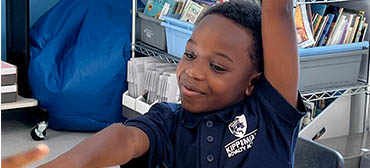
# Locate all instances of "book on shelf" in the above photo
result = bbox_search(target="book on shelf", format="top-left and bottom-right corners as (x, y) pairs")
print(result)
(180, 0), (205, 24)
(347, 15), (361, 44)
(174, 1), (184, 14)
(317, 14), (334, 46)
(313, 15), (323, 36)
(158, 2), (171, 20)
(144, 0), (177, 18)
(295, 4), (315, 48)
(355, 17), (367, 43)
(360, 23), (368, 42)
(314, 15), (329, 46)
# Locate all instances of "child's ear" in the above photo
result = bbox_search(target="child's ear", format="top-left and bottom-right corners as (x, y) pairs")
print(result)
(245, 72), (262, 96)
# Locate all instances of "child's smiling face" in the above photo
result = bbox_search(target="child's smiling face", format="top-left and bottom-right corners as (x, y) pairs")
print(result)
(176, 14), (261, 113)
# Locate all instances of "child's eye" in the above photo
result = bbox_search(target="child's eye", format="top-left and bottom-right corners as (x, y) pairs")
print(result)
(184, 52), (195, 60)
(210, 64), (227, 73)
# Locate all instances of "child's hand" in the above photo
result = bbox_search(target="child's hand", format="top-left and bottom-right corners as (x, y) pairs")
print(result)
(2, 144), (50, 168)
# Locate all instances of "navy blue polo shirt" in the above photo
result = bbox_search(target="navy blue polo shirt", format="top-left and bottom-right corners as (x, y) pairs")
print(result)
(124, 76), (306, 168)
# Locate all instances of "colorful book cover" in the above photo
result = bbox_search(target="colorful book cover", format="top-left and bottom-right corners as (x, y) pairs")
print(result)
(313, 15), (323, 36)
(355, 16), (367, 43)
(326, 7), (344, 45)
(180, 1), (204, 24)
(332, 15), (348, 45)
(318, 14), (335, 46)
(144, 0), (177, 18)
(314, 15), (329, 46)
(348, 15), (361, 43)
(295, 4), (315, 48)
(340, 14), (354, 44)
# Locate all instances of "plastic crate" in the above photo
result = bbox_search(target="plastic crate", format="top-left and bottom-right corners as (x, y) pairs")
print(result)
(161, 15), (194, 58)
(298, 42), (369, 91)
(137, 10), (167, 50)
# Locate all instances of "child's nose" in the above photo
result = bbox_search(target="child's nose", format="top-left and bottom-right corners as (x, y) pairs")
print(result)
(185, 63), (206, 81)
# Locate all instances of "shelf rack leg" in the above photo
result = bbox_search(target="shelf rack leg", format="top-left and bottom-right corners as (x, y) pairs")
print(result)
(365, 51), (370, 132)
(131, 0), (137, 58)
(364, 92), (370, 131)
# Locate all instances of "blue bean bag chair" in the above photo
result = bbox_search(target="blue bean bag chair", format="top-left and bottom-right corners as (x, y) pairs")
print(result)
(28, 0), (143, 131)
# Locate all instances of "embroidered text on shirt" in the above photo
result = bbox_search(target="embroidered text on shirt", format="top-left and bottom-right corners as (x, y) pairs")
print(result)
(224, 129), (257, 158)
(225, 114), (257, 158)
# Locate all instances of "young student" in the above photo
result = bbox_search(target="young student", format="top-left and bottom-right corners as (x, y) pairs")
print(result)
(37, 0), (306, 167)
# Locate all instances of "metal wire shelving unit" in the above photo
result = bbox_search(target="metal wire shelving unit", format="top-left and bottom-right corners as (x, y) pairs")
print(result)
(131, 0), (370, 131)
(301, 83), (370, 102)
(135, 41), (180, 65)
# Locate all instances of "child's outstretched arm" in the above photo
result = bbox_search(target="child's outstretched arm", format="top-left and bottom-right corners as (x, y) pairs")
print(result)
(261, 0), (299, 107)
(38, 124), (149, 168)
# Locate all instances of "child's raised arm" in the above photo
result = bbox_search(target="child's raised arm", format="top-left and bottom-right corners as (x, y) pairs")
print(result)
(261, 0), (299, 107)
(38, 124), (149, 168)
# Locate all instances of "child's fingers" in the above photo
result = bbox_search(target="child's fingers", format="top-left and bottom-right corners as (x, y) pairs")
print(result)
(2, 144), (50, 168)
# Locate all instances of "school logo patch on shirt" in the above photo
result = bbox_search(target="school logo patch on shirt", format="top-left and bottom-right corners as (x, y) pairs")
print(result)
(225, 114), (257, 158)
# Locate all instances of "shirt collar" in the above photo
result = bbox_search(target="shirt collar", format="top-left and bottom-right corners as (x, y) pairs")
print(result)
(180, 100), (246, 129)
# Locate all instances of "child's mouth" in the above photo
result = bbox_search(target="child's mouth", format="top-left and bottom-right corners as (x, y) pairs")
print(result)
(181, 84), (206, 97)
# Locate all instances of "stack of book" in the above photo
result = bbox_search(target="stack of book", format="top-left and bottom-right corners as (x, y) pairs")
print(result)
(1, 61), (18, 103)
(127, 57), (180, 104)
(143, 0), (220, 24)
(295, 3), (368, 48)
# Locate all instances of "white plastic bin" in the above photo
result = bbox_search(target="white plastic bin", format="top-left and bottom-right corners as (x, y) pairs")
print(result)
(122, 91), (136, 111)
(135, 96), (157, 115)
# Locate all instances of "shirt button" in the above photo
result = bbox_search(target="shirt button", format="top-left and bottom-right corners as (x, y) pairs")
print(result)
(207, 154), (214, 163)
(207, 135), (214, 143)
(206, 120), (213, 128)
